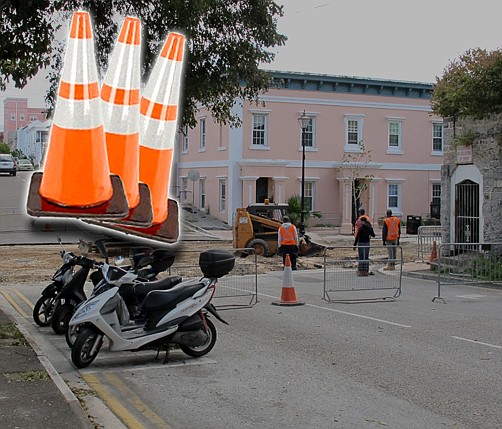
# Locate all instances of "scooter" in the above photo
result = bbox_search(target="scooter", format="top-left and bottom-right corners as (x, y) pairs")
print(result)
(51, 241), (177, 335)
(65, 252), (182, 348)
(32, 237), (94, 327)
(69, 249), (235, 369)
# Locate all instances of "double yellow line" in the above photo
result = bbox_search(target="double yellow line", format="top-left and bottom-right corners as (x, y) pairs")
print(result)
(0, 289), (32, 317)
(0, 289), (173, 429)
(83, 373), (172, 429)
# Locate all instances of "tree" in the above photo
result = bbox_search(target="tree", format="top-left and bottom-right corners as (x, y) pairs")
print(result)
(341, 141), (373, 224)
(0, 142), (11, 154)
(286, 195), (322, 229)
(0, 0), (58, 91)
(1, 0), (286, 128)
(431, 48), (502, 120)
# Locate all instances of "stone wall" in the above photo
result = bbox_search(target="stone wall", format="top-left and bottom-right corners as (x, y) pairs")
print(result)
(442, 114), (502, 243)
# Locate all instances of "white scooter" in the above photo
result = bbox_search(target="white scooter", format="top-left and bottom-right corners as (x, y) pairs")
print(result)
(69, 249), (234, 368)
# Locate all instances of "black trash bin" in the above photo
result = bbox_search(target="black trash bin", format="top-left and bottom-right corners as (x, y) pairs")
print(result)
(406, 215), (422, 235)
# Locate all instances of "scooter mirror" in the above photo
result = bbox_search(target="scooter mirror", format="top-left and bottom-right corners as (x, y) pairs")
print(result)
(114, 255), (126, 265)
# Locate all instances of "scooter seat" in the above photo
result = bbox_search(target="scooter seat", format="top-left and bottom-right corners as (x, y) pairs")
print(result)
(140, 279), (207, 312)
(133, 275), (182, 302)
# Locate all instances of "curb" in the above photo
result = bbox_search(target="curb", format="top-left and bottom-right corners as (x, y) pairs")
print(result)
(0, 299), (94, 429)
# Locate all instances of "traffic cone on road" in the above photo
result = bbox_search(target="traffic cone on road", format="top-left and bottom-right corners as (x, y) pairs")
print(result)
(94, 32), (185, 243)
(100, 16), (152, 226)
(272, 254), (305, 306)
(429, 240), (438, 268)
(26, 11), (128, 219)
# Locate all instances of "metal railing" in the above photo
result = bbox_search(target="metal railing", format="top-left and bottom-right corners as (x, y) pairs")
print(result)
(417, 225), (442, 261)
(322, 245), (402, 303)
(433, 242), (502, 303)
(168, 248), (258, 309)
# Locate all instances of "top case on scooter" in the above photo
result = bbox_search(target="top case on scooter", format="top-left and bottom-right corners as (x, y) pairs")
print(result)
(199, 249), (235, 278)
(140, 279), (206, 313)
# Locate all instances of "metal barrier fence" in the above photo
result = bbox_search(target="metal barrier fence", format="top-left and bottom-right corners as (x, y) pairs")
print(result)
(168, 248), (258, 309)
(433, 242), (502, 303)
(417, 225), (442, 261)
(322, 245), (402, 303)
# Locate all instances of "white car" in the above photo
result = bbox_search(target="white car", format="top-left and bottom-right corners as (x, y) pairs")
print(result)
(0, 154), (16, 176)
(17, 159), (34, 171)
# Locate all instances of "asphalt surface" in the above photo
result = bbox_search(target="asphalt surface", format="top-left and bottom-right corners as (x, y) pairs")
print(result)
(1, 202), (436, 428)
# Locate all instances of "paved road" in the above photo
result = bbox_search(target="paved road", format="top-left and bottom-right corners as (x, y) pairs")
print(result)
(2, 271), (502, 428)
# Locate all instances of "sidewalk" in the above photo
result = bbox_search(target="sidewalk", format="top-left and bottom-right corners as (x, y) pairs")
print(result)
(0, 303), (93, 429)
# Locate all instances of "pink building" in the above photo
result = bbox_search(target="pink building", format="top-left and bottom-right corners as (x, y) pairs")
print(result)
(175, 71), (443, 233)
(3, 98), (48, 148)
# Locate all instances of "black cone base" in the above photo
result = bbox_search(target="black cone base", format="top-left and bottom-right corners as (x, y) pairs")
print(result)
(26, 172), (128, 219)
(84, 198), (179, 244)
(107, 182), (153, 227)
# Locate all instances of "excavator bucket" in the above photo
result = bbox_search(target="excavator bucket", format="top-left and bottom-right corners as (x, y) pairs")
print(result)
(299, 232), (328, 257)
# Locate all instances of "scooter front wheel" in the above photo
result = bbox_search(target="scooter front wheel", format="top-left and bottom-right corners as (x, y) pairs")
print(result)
(180, 318), (217, 357)
(66, 323), (86, 348)
(33, 295), (57, 326)
(72, 327), (103, 368)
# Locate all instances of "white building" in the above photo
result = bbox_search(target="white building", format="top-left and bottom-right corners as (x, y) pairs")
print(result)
(16, 119), (50, 167)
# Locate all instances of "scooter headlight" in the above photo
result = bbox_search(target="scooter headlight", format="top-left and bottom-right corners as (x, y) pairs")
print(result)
(73, 301), (99, 321)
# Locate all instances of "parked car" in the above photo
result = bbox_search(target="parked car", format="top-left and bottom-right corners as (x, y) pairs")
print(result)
(0, 154), (16, 176)
(17, 159), (34, 171)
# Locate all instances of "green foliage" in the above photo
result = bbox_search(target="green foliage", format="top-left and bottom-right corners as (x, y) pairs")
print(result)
(286, 195), (322, 227)
(471, 256), (502, 281)
(0, 142), (12, 154)
(431, 48), (502, 120)
(0, 1), (57, 91)
(2, 1), (286, 129)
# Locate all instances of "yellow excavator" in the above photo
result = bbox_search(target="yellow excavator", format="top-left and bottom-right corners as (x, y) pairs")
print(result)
(233, 203), (326, 257)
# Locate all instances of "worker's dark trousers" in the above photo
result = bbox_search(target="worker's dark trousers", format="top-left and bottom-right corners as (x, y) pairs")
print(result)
(280, 245), (298, 270)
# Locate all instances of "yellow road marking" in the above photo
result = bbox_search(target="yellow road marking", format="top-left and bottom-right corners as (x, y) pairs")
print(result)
(105, 373), (173, 429)
(82, 373), (146, 429)
(13, 290), (34, 310)
(0, 290), (29, 317)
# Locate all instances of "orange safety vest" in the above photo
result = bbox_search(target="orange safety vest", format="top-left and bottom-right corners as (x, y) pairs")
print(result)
(279, 224), (297, 245)
(384, 217), (400, 240)
(354, 215), (371, 236)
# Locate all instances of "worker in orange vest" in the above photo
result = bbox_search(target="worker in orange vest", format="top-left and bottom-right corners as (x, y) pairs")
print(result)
(354, 207), (371, 236)
(382, 209), (401, 270)
(278, 215), (299, 270)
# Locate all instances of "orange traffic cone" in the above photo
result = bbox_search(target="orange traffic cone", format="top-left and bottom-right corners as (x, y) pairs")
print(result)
(94, 32), (185, 243)
(429, 240), (438, 268)
(26, 11), (128, 219)
(272, 254), (305, 306)
(100, 16), (152, 226)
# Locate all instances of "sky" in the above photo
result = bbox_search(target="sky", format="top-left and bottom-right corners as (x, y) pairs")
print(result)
(1, 0), (501, 127)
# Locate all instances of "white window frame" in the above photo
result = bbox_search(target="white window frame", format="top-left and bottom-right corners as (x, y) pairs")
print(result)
(344, 115), (364, 152)
(303, 181), (315, 212)
(432, 122), (443, 154)
(432, 182), (441, 204)
(19, 113), (25, 121)
(182, 125), (189, 153)
(300, 116), (316, 150)
(30, 115), (38, 122)
(181, 178), (189, 201)
(251, 113), (269, 149)
(199, 118), (206, 151)
(10, 113), (15, 121)
(218, 178), (226, 212)
(387, 118), (404, 154)
(199, 178), (206, 209)
(387, 182), (401, 212)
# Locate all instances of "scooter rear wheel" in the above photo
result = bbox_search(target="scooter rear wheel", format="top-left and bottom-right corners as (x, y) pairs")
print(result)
(51, 303), (74, 334)
(72, 327), (103, 368)
(33, 295), (57, 326)
(180, 318), (217, 357)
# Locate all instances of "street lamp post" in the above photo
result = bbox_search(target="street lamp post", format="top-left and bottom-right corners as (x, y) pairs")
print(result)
(298, 110), (310, 236)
